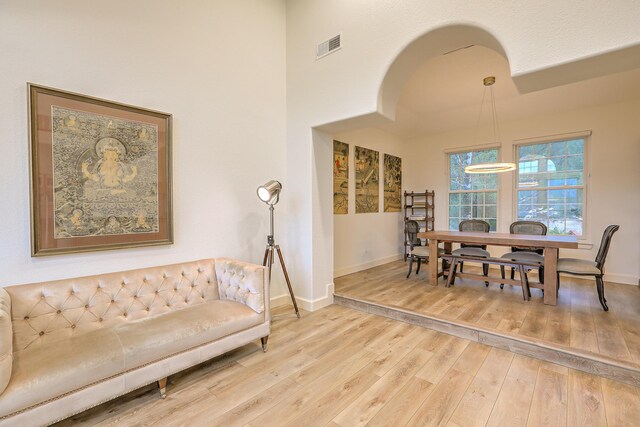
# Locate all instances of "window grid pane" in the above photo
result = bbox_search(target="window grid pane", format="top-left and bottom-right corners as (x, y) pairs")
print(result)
(516, 138), (585, 236)
(448, 148), (499, 231)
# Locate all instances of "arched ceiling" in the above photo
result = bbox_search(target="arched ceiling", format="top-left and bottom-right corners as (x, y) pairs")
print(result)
(377, 45), (640, 138)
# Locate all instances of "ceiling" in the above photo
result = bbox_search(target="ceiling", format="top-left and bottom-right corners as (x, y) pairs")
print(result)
(377, 45), (640, 138)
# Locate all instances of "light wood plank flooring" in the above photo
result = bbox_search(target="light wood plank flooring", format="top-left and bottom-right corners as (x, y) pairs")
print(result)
(55, 303), (640, 426)
(335, 260), (640, 368)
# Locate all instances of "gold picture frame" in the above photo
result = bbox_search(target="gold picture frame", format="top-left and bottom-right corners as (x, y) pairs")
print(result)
(28, 83), (173, 256)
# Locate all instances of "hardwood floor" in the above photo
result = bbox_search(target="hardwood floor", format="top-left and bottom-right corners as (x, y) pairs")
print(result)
(55, 303), (640, 426)
(334, 260), (640, 368)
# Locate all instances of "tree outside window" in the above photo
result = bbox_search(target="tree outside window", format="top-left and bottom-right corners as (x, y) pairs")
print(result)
(516, 138), (585, 236)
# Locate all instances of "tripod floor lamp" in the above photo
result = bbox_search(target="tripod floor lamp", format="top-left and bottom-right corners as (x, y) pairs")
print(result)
(257, 180), (300, 318)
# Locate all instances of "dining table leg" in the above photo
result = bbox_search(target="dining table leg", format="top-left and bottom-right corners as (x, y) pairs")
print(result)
(543, 247), (559, 305)
(429, 238), (440, 286)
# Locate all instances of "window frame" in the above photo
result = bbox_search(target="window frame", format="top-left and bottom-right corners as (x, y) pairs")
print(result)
(445, 143), (502, 232)
(512, 132), (590, 240)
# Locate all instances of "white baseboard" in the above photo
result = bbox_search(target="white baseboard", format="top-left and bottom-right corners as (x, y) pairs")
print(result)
(270, 282), (335, 312)
(334, 254), (404, 278)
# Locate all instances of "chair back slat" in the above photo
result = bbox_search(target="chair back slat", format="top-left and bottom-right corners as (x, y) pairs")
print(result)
(595, 225), (620, 269)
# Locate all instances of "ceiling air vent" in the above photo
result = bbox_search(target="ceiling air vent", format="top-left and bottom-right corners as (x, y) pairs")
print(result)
(316, 33), (342, 60)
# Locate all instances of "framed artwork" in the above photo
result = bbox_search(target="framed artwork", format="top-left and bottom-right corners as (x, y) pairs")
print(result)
(355, 146), (379, 213)
(333, 140), (349, 214)
(383, 154), (402, 212)
(28, 84), (173, 256)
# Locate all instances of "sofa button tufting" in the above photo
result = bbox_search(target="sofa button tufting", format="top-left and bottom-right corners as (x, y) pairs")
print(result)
(133, 295), (137, 299)
(99, 318), (103, 322)
(56, 310), (61, 314)
(123, 313), (128, 317)
(146, 307), (150, 312)
(24, 316), (29, 320)
(111, 299), (115, 303)
(85, 304), (89, 309)
(71, 324), (76, 329)
(39, 331), (44, 336)
(155, 290), (160, 294)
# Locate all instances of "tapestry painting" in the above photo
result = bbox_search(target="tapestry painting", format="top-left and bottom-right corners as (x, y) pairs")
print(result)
(383, 154), (402, 212)
(52, 106), (160, 238)
(355, 146), (379, 213)
(333, 140), (348, 214)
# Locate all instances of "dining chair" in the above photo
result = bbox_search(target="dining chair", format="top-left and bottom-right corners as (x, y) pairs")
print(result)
(405, 220), (428, 278)
(405, 220), (442, 278)
(500, 221), (546, 290)
(451, 219), (490, 286)
(557, 225), (619, 311)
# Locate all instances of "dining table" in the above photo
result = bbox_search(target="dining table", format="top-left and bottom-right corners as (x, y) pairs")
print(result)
(418, 230), (579, 306)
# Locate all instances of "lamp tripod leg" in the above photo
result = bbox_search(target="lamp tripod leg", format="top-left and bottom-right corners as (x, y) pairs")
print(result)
(275, 245), (300, 318)
(263, 246), (270, 267)
(263, 245), (274, 283)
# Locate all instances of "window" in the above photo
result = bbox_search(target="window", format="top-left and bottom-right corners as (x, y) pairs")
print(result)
(448, 148), (499, 231)
(516, 138), (586, 236)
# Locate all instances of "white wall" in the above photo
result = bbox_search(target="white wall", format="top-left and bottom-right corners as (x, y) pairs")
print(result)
(404, 99), (640, 285)
(0, 0), (288, 298)
(287, 1), (640, 305)
(332, 128), (408, 277)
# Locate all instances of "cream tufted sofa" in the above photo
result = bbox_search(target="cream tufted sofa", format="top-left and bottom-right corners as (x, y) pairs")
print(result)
(0, 258), (269, 426)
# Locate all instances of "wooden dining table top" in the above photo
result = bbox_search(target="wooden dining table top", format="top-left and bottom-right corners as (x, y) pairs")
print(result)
(418, 230), (578, 249)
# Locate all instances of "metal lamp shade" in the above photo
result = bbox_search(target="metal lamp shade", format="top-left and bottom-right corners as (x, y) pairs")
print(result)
(257, 180), (282, 205)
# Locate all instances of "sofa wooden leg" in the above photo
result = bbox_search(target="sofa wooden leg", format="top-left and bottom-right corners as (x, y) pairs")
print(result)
(261, 336), (269, 352)
(158, 377), (167, 399)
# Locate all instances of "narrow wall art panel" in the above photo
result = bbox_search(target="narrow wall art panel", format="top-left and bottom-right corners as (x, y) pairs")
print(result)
(355, 146), (379, 213)
(333, 140), (349, 214)
(383, 154), (402, 212)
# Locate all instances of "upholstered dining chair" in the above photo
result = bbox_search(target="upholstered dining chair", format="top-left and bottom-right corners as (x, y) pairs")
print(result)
(500, 221), (547, 290)
(451, 219), (490, 286)
(405, 220), (428, 278)
(557, 225), (619, 311)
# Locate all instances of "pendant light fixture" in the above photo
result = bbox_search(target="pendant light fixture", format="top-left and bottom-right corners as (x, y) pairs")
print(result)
(464, 76), (516, 174)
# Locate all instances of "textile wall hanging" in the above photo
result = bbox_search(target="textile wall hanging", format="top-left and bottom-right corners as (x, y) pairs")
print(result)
(384, 154), (402, 212)
(355, 146), (379, 213)
(333, 140), (348, 214)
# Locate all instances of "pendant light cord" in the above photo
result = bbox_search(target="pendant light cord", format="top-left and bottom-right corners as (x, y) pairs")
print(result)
(473, 85), (488, 146)
(489, 84), (501, 144)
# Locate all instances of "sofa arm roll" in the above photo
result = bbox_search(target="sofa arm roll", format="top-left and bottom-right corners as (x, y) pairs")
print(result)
(0, 288), (12, 395)
(215, 258), (268, 314)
